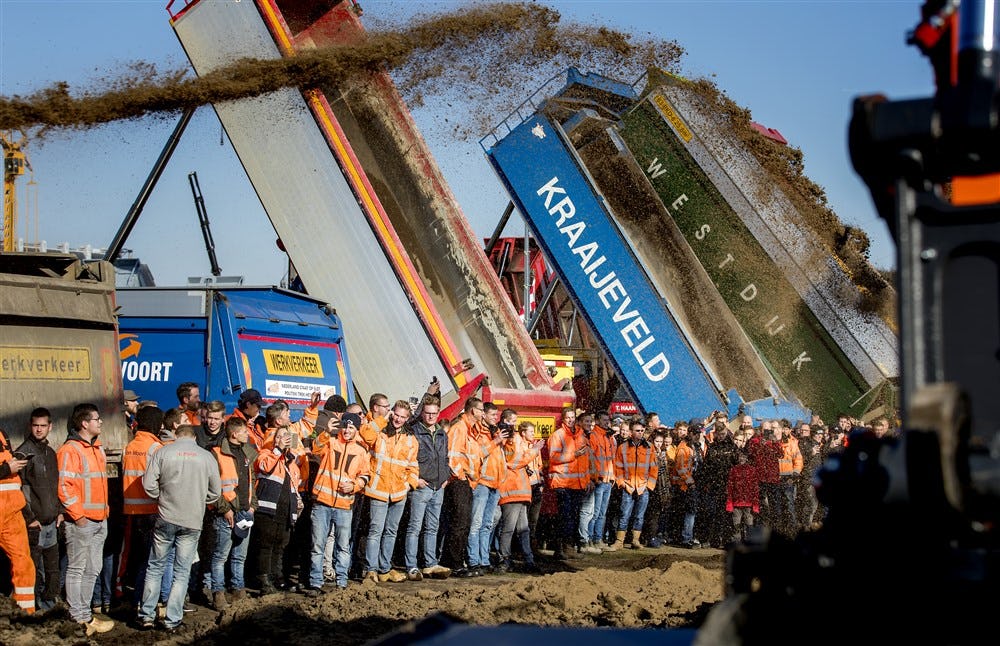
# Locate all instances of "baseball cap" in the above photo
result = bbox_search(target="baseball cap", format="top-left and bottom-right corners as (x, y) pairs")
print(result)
(238, 389), (263, 406)
(123, 389), (140, 402)
(689, 422), (704, 433)
(611, 415), (625, 425)
(339, 412), (362, 429)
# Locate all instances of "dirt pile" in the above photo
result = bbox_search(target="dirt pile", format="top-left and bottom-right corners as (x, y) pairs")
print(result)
(0, 2), (683, 137)
(0, 549), (723, 645)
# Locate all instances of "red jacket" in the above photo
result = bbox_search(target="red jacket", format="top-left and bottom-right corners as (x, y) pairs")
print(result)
(726, 463), (760, 512)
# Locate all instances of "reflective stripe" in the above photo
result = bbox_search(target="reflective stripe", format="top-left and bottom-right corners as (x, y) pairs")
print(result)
(0, 483), (21, 491)
(122, 470), (145, 477)
(123, 498), (155, 506)
(257, 500), (276, 510)
(14, 587), (34, 595)
(63, 496), (79, 505)
(16, 600), (34, 608)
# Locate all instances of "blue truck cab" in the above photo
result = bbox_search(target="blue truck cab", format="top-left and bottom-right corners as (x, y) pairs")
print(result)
(116, 286), (353, 415)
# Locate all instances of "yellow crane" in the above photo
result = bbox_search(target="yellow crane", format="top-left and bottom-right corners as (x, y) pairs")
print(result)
(2, 130), (30, 252)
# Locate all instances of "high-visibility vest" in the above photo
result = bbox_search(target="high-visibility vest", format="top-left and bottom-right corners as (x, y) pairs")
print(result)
(364, 431), (418, 503)
(614, 440), (658, 494)
(229, 408), (265, 451)
(447, 413), (482, 487)
(0, 429), (27, 512)
(312, 436), (369, 510)
(472, 427), (505, 489)
(547, 424), (589, 490)
(498, 436), (535, 504)
(212, 441), (256, 510)
(254, 448), (301, 522)
(588, 426), (615, 482)
(670, 441), (698, 492)
(57, 435), (109, 522)
(122, 431), (162, 514)
(778, 437), (803, 476)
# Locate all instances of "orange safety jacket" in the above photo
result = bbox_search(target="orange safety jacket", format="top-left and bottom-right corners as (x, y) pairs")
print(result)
(0, 429), (27, 513)
(1, 428), (35, 614)
(588, 426), (615, 483)
(212, 439), (258, 515)
(547, 423), (590, 490)
(778, 436), (803, 477)
(447, 412), (480, 486)
(614, 439), (658, 494)
(471, 426), (506, 490)
(498, 435), (536, 504)
(364, 430), (419, 503)
(122, 431), (162, 515)
(57, 433), (109, 522)
(254, 448), (302, 522)
(670, 440), (698, 492)
(358, 412), (389, 450)
(312, 434), (370, 510)
(262, 414), (317, 493)
(183, 410), (202, 427)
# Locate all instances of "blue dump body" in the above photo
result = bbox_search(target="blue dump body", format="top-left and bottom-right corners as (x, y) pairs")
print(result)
(483, 70), (810, 423)
(117, 287), (353, 414)
(484, 113), (724, 422)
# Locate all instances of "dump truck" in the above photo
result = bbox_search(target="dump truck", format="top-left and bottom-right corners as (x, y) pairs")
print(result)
(116, 286), (354, 414)
(482, 69), (809, 423)
(0, 253), (128, 461)
(483, 67), (898, 422)
(166, 0), (573, 424)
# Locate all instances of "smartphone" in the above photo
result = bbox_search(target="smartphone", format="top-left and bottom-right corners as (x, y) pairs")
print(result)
(12, 451), (32, 461)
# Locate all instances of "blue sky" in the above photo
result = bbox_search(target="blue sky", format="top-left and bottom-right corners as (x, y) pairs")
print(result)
(0, 0), (932, 285)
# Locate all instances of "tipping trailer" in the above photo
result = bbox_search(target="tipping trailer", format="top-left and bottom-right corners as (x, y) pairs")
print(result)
(116, 286), (354, 415)
(0, 253), (128, 462)
(482, 71), (809, 423)
(166, 0), (573, 422)
(616, 70), (898, 420)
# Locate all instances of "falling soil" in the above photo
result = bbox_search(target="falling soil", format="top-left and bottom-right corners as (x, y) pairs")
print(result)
(0, 548), (724, 645)
(0, 2), (682, 136)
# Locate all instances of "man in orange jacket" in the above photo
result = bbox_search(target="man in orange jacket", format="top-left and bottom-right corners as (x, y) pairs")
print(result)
(119, 406), (164, 608)
(610, 416), (658, 550)
(0, 425), (35, 615)
(362, 401), (418, 583)
(441, 398), (484, 576)
(304, 413), (369, 594)
(547, 408), (589, 559)
(58, 403), (114, 635)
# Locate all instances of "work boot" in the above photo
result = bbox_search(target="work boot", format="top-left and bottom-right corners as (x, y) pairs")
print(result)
(81, 615), (115, 637)
(562, 541), (580, 559)
(580, 541), (602, 554)
(258, 576), (277, 595)
(605, 530), (626, 552)
(629, 533), (643, 550)
(230, 588), (248, 602)
(364, 570), (379, 584)
(212, 591), (228, 611)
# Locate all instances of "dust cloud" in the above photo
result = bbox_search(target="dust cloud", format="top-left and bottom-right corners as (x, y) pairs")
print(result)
(0, 2), (683, 137)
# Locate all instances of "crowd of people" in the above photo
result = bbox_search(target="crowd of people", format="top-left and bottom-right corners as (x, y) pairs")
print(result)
(0, 379), (897, 635)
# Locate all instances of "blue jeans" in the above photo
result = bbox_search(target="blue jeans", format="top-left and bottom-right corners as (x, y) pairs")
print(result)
(405, 485), (444, 570)
(310, 504), (351, 588)
(211, 515), (250, 591)
(365, 498), (406, 574)
(590, 482), (612, 543)
(467, 485), (500, 567)
(618, 489), (650, 532)
(139, 519), (201, 628)
(555, 488), (585, 546)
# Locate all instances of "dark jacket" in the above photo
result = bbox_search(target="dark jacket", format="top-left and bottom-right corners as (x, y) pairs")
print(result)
(16, 434), (61, 525)
(408, 419), (450, 489)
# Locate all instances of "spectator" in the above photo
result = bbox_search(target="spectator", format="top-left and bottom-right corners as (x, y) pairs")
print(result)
(362, 401), (417, 584)
(1, 425), (35, 615)
(137, 424), (220, 631)
(582, 411), (615, 552)
(496, 420), (540, 573)
(196, 401), (227, 450)
(698, 419), (739, 548)
(725, 450), (759, 544)
(58, 403), (114, 635)
(403, 396), (451, 581)
(441, 398), (484, 576)
(610, 417), (658, 550)
(467, 402), (504, 576)
(231, 390), (265, 450)
(547, 408), (589, 559)
(255, 427), (304, 594)
(15, 408), (61, 612)
(670, 423), (704, 549)
(176, 383), (202, 427)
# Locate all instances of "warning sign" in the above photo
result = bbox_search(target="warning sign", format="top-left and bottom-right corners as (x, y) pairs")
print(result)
(263, 350), (324, 377)
(265, 379), (335, 402)
(0, 346), (92, 381)
(519, 415), (557, 440)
